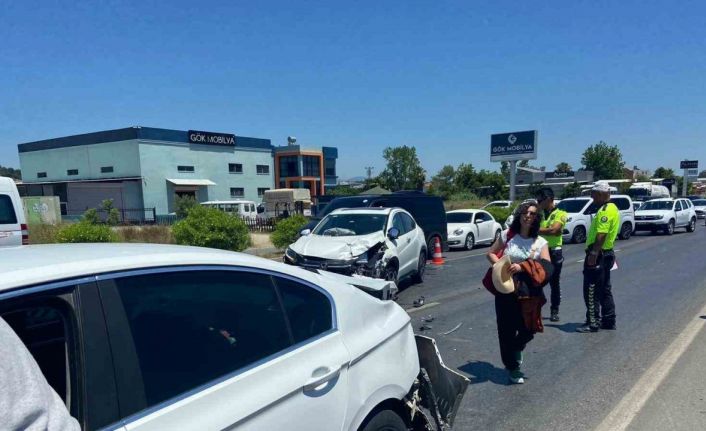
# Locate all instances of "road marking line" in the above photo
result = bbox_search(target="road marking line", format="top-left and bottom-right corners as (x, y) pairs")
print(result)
(594, 301), (706, 431)
(444, 252), (488, 262)
(405, 302), (440, 314)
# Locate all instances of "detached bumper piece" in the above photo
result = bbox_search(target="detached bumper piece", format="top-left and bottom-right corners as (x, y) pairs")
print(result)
(410, 335), (469, 430)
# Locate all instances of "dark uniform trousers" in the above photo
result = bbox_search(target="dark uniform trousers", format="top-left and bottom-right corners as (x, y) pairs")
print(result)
(548, 248), (563, 311)
(582, 249), (616, 327)
(495, 294), (534, 371)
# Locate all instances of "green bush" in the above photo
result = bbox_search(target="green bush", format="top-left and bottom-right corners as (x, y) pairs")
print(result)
(101, 199), (121, 225)
(55, 222), (118, 243)
(485, 207), (514, 226)
(172, 206), (251, 251)
(82, 208), (100, 224)
(271, 214), (309, 249)
(175, 195), (198, 218)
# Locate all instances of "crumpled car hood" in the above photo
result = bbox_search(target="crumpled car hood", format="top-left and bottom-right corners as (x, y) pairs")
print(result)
(290, 231), (386, 259)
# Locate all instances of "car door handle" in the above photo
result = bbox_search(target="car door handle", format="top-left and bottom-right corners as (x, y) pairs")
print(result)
(406, 238), (411, 244)
(303, 365), (342, 392)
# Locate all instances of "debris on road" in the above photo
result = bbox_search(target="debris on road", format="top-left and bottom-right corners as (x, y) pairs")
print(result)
(419, 324), (433, 331)
(422, 315), (435, 323)
(413, 296), (425, 307)
(442, 322), (463, 335)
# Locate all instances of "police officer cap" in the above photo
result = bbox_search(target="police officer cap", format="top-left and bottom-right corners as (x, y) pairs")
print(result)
(592, 182), (611, 192)
(535, 187), (554, 201)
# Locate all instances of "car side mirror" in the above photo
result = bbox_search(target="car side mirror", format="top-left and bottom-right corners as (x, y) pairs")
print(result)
(300, 229), (311, 236)
(474, 219), (483, 224)
(387, 227), (400, 240)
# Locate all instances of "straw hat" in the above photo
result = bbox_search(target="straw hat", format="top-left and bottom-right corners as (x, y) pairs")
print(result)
(492, 255), (515, 294)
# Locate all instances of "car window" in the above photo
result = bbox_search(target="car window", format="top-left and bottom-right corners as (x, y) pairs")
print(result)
(0, 194), (18, 224)
(557, 199), (591, 213)
(400, 212), (416, 232)
(446, 212), (473, 223)
(273, 276), (333, 344)
(641, 200), (674, 211)
(675, 201), (682, 211)
(611, 197), (631, 211)
(477, 212), (492, 222)
(313, 213), (387, 236)
(114, 270), (291, 407)
(392, 212), (407, 234)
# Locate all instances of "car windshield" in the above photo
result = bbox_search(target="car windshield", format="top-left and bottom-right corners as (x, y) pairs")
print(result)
(692, 199), (706, 206)
(312, 213), (387, 236)
(557, 199), (590, 213)
(447, 212), (473, 223)
(640, 201), (674, 210)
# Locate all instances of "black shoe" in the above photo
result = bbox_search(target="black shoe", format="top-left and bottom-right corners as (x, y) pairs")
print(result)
(601, 322), (616, 330)
(576, 324), (599, 333)
(550, 309), (560, 322)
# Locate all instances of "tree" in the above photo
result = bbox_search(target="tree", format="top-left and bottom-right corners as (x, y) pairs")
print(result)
(377, 146), (426, 191)
(699, 170), (706, 178)
(428, 165), (456, 199)
(453, 163), (478, 191)
(474, 170), (507, 200)
(581, 141), (625, 180)
(500, 161), (510, 180)
(654, 167), (675, 179)
(0, 165), (21, 180)
(555, 162), (573, 173)
(561, 182), (583, 199)
(327, 185), (360, 196)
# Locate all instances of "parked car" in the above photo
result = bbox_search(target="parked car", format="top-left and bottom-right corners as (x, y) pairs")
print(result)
(557, 195), (635, 243)
(201, 200), (258, 220)
(446, 210), (502, 250)
(632, 201), (643, 211)
(634, 198), (697, 235)
(286, 208), (427, 285)
(305, 192), (447, 258)
(263, 188), (312, 218)
(0, 176), (28, 246)
(482, 200), (513, 209)
(691, 198), (706, 219)
(0, 244), (468, 431)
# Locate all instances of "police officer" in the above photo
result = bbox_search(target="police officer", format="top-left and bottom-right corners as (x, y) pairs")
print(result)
(536, 188), (567, 322)
(577, 182), (620, 333)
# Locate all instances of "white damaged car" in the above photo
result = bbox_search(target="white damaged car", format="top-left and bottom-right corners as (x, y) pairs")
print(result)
(0, 244), (468, 431)
(286, 208), (428, 285)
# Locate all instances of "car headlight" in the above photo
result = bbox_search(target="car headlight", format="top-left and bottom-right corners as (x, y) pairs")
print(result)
(453, 228), (464, 236)
(285, 247), (297, 261)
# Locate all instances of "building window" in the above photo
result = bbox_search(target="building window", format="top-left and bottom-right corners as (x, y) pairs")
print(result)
(256, 165), (270, 175)
(101, 166), (114, 173)
(37, 172), (47, 178)
(178, 166), (195, 173)
(229, 163), (243, 174)
(257, 187), (270, 197)
(303, 156), (320, 177)
(230, 187), (244, 198)
(278, 156), (299, 178)
(67, 169), (78, 176)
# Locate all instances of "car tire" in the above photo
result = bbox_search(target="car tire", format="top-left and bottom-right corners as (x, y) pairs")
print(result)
(687, 217), (696, 232)
(359, 409), (407, 431)
(464, 233), (475, 250)
(427, 236), (438, 259)
(619, 222), (632, 240)
(412, 250), (426, 284)
(385, 262), (399, 284)
(571, 226), (586, 244)
(666, 220), (675, 235)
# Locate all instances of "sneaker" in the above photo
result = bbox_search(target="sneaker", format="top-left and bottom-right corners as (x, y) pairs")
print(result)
(514, 351), (523, 367)
(576, 323), (599, 333)
(550, 309), (560, 322)
(509, 369), (525, 384)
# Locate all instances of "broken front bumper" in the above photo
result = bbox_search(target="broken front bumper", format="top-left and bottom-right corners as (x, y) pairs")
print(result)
(408, 335), (470, 430)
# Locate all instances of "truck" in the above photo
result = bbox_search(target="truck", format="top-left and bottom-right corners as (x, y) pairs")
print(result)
(262, 188), (312, 218)
(627, 182), (671, 202)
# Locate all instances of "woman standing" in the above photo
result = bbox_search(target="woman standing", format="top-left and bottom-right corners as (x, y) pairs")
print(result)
(487, 202), (550, 384)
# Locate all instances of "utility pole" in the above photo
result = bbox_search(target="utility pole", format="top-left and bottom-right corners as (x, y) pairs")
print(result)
(365, 166), (374, 179)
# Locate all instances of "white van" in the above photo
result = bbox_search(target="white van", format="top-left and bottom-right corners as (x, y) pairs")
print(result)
(200, 200), (257, 220)
(0, 177), (28, 246)
(557, 195), (635, 243)
(628, 183), (671, 202)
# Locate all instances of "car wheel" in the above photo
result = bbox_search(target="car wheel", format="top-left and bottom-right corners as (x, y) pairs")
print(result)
(464, 233), (475, 250)
(412, 251), (426, 284)
(666, 220), (675, 235)
(385, 262), (399, 284)
(360, 409), (407, 431)
(687, 217), (696, 232)
(426, 236), (438, 259)
(571, 226), (586, 244)
(619, 222), (632, 240)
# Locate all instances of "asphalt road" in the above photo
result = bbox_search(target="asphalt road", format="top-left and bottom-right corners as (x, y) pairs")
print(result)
(397, 226), (706, 431)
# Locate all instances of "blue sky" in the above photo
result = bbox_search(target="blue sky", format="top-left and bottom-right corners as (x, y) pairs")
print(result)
(2, 0), (705, 179)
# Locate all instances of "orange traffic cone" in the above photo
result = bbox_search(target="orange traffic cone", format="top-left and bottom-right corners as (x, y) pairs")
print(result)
(432, 237), (444, 265)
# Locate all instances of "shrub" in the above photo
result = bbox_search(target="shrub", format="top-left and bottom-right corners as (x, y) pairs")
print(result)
(101, 199), (121, 226)
(485, 207), (514, 226)
(175, 195), (198, 218)
(55, 222), (118, 243)
(172, 205), (250, 251)
(271, 214), (309, 249)
(117, 226), (174, 244)
(82, 208), (100, 224)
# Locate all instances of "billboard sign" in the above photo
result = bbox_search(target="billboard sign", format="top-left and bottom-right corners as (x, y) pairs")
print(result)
(490, 130), (538, 162)
(188, 130), (236, 146)
(680, 160), (698, 169)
